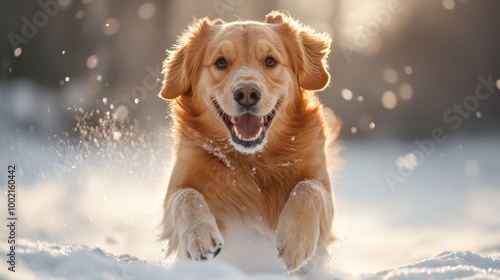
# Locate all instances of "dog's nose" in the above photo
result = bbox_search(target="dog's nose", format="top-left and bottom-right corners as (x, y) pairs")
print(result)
(233, 84), (261, 109)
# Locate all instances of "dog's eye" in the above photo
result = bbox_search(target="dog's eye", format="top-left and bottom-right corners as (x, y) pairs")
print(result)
(265, 57), (276, 68)
(215, 58), (228, 69)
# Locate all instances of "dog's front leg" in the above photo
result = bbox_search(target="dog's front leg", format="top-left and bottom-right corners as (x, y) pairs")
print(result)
(162, 188), (224, 260)
(275, 180), (333, 273)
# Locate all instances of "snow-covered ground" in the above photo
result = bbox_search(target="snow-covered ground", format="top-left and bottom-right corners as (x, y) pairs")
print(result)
(1, 240), (499, 280)
(1, 119), (499, 279)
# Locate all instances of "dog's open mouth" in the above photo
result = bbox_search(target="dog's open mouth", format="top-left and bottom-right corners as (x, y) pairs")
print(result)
(214, 101), (278, 150)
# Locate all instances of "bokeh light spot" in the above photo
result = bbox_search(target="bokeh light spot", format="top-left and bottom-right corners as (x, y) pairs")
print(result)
(383, 68), (398, 84)
(138, 3), (156, 19)
(443, 0), (455, 10)
(396, 152), (419, 170)
(86, 55), (99, 69)
(341, 89), (353, 101)
(404, 66), (413, 75)
(103, 18), (120, 36)
(58, 0), (72, 8)
(113, 131), (122, 141)
(382, 91), (398, 109)
(398, 83), (414, 100)
(14, 47), (22, 57)
(75, 10), (85, 19)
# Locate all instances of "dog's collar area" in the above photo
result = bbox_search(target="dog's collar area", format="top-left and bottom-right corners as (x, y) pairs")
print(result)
(213, 100), (278, 150)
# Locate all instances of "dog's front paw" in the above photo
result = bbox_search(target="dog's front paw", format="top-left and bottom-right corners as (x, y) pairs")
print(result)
(182, 222), (224, 261)
(275, 223), (318, 273)
(274, 180), (328, 272)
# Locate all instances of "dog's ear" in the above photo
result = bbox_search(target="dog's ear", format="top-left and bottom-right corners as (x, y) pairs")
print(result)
(298, 29), (331, 91)
(159, 45), (188, 100)
(159, 18), (224, 100)
(265, 10), (286, 24)
(266, 11), (331, 91)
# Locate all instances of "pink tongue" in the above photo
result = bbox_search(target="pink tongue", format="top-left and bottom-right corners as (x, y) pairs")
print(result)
(234, 113), (262, 139)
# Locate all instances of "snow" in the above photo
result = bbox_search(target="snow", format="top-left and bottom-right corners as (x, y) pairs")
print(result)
(1, 108), (499, 278)
(202, 142), (235, 170)
(368, 251), (500, 280)
(0, 239), (295, 280)
(0, 240), (498, 280)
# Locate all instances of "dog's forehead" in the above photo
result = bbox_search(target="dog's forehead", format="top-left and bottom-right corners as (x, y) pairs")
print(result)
(211, 21), (280, 43)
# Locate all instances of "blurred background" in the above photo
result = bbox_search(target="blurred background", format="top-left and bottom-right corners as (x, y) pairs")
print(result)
(2, 0), (499, 139)
(1, 0), (499, 277)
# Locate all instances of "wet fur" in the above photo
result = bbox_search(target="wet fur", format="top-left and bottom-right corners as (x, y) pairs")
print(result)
(159, 11), (339, 274)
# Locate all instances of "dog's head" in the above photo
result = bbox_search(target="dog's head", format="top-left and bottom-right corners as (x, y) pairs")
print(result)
(160, 11), (331, 153)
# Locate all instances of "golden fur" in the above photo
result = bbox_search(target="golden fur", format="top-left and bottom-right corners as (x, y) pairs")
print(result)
(159, 11), (339, 274)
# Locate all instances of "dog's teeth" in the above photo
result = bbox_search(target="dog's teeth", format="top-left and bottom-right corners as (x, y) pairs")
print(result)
(259, 116), (264, 124)
(253, 127), (263, 140)
(233, 126), (263, 141)
(231, 116), (236, 124)
(233, 126), (242, 140)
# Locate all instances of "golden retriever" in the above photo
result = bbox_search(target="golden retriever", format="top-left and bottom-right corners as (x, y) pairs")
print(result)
(159, 10), (339, 275)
